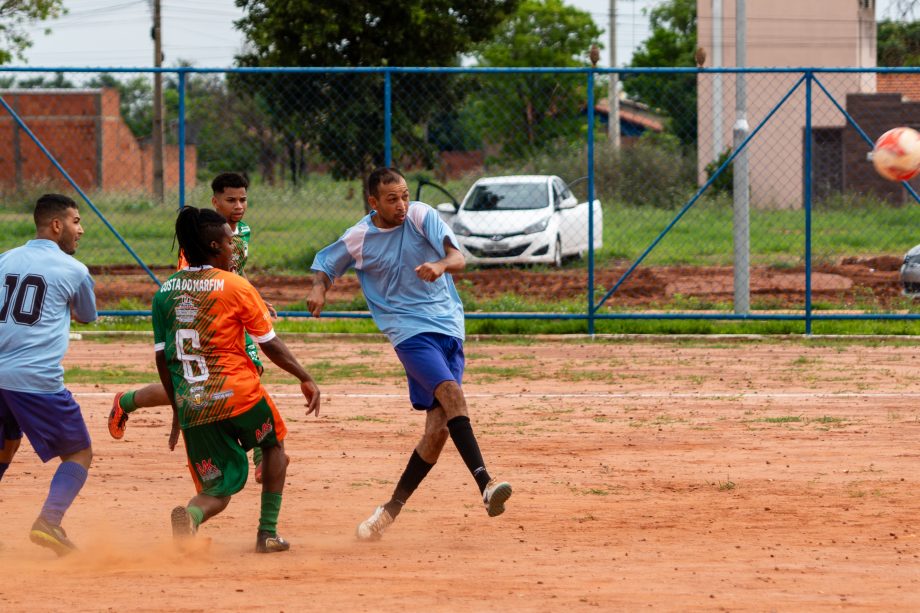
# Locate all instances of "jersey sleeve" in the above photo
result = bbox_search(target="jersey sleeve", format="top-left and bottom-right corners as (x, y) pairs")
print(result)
(311, 231), (358, 281)
(71, 274), (97, 323)
(234, 277), (275, 343)
(417, 202), (460, 256)
(151, 292), (167, 351)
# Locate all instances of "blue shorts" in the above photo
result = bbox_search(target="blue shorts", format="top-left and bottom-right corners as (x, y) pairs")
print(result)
(0, 388), (91, 463)
(393, 332), (464, 410)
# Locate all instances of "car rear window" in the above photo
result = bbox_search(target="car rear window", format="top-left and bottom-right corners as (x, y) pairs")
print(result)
(465, 184), (548, 211)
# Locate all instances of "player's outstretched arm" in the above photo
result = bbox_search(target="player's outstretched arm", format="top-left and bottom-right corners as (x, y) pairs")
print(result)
(259, 337), (321, 416)
(155, 350), (181, 450)
(307, 271), (332, 317)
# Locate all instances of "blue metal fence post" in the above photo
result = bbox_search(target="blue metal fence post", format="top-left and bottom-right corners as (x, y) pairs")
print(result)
(178, 69), (186, 209)
(384, 70), (392, 167)
(587, 70), (596, 337)
(804, 72), (813, 335)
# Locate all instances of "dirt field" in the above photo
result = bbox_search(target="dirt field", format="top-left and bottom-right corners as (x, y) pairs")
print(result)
(3, 335), (920, 611)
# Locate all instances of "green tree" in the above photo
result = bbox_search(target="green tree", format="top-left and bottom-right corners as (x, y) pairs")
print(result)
(0, 1), (66, 65)
(623, 0), (697, 146)
(469, 0), (602, 157)
(878, 19), (920, 66)
(233, 0), (518, 184)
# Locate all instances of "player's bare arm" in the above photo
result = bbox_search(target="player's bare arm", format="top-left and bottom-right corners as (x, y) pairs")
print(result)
(307, 271), (332, 317)
(415, 242), (465, 282)
(258, 337), (321, 416)
(155, 350), (181, 450)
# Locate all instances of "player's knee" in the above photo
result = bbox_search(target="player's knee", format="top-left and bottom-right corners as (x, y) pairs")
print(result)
(62, 445), (93, 469)
(0, 438), (20, 462)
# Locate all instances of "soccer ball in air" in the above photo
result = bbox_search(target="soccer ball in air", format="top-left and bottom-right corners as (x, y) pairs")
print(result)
(872, 127), (920, 182)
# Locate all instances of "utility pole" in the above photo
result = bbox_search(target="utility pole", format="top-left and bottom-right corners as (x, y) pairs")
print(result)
(152, 0), (165, 203)
(608, 0), (620, 149)
(732, 0), (750, 314)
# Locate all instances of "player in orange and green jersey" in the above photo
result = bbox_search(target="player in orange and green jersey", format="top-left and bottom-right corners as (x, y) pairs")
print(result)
(156, 206), (320, 553)
(110, 173), (278, 478)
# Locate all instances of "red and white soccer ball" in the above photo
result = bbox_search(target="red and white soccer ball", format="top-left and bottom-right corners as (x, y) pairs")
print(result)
(872, 127), (920, 182)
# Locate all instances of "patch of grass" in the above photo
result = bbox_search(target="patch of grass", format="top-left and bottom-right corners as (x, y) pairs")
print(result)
(308, 360), (401, 382)
(717, 476), (736, 491)
(465, 364), (535, 382)
(64, 365), (155, 384)
(759, 416), (803, 423)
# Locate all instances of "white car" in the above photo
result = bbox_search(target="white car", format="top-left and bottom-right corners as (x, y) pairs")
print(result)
(432, 175), (603, 267)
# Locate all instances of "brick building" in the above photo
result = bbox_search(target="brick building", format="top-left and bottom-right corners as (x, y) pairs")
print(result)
(0, 87), (195, 192)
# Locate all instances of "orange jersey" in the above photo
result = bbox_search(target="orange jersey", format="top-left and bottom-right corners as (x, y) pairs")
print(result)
(152, 266), (273, 429)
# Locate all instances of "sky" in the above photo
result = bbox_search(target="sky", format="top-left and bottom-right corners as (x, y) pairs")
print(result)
(14, 0), (909, 71)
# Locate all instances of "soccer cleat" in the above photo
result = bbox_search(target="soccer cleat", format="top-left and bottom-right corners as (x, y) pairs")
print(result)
(255, 530), (290, 553)
(171, 505), (197, 542)
(108, 392), (129, 439)
(355, 505), (394, 542)
(29, 517), (77, 556)
(482, 479), (512, 517)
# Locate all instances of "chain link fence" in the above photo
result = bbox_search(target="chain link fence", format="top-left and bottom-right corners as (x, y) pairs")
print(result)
(1, 66), (919, 327)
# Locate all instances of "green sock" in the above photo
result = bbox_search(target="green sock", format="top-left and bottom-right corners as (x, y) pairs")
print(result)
(258, 492), (282, 534)
(187, 505), (205, 528)
(252, 446), (263, 468)
(120, 390), (139, 414)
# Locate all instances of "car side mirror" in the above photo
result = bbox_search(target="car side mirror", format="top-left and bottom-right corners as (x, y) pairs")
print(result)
(436, 202), (458, 214)
(556, 195), (578, 210)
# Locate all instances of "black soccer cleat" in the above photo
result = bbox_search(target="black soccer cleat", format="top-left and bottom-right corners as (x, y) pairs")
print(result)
(255, 530), (290, 553)
(30, 517), (77, 556)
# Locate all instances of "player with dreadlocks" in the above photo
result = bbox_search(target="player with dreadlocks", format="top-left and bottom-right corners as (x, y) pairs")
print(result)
(153, 206), (320, 553)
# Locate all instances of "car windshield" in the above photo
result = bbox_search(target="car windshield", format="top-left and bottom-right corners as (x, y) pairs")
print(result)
(464, 183), (548, 211)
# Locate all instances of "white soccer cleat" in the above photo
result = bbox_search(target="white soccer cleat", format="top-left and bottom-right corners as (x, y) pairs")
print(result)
(482, 479), (512, 517)
(356, 505), (394, 541)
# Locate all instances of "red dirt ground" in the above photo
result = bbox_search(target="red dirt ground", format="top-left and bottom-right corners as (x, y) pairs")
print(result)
(90, 256), (906, 310)
(3, 336), (920, 611)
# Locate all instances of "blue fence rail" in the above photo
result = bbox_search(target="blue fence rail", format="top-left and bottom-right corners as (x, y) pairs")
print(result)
(1, 66), (920, 332)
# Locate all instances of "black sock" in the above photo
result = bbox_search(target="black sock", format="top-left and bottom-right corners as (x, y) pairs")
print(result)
(384, 450), (434, 518)
(447, 415), (491, 493)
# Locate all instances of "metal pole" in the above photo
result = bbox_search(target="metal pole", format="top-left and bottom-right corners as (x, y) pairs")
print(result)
(177, 70), (186, 209)
(608, 0), (620, 149)
(384, 70), (392, 167)
(587, 70), (597, 337)
(804, 73), (813, 335)
(152, 0), (165, 203)
(712, 0), (723, 161)
(732, 0), (750, 314)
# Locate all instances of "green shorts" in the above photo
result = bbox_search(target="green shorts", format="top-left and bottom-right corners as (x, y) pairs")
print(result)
(182, 396), (285, 498)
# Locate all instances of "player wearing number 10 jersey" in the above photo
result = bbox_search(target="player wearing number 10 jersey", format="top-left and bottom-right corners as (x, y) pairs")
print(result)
(153, 206), (320, 553)
(0, 194), (97, 556)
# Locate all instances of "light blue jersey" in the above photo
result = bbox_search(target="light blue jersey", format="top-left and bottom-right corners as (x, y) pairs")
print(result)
(312, 201), (464, 347)
(0, 239), (97, 393)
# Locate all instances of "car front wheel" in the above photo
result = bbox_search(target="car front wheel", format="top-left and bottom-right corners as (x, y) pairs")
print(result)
(552, 236), (562, 268)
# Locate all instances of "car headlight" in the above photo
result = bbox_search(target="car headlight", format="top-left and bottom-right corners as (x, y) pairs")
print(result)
(523, 217), (550, 235)
(453, 220), (472, 237)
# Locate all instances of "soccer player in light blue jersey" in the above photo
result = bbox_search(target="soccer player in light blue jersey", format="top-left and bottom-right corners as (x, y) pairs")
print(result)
(0, 194), (97, 556)
(308, 167), (511, 541)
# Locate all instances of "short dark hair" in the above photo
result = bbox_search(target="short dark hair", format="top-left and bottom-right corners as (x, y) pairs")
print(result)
(366, 167), (406, 198)
(211, 172), (249, 194)
(33, 193), (78, 228)
(175, 206), (228, 266)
